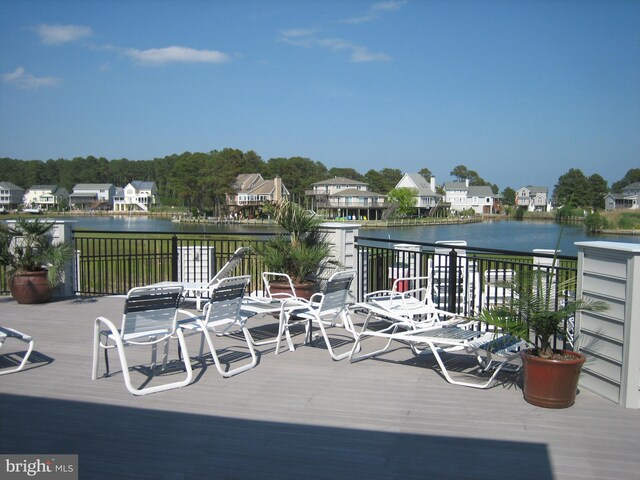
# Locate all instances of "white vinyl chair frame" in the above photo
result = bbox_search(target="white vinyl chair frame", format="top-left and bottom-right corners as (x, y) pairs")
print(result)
(179, 275), (258, 378)
(0, 326), (35, 376)
(275, 270), (357, 361)
(92, 285), (195, 396)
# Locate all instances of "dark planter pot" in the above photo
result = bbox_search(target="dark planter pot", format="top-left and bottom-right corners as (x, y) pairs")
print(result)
(521, 349), (586, 409)
(9, 270), (53, 304)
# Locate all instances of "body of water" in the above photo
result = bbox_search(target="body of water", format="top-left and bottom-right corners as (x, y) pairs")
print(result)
(55, 215), (640, 257)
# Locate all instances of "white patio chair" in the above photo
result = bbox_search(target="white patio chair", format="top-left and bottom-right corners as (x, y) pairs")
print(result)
(276, 270), (357, 360)
(363, 276), (455, 329)
(92, 284), (195, 396)
(350, 316), (528, 389)
(0, 326), (35, 375)
(182, 246), (249, 310)
(262, 271), (298, 300)
(179, 275), (257, 377)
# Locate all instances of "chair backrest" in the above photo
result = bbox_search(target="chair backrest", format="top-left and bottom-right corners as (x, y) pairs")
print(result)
(262, 272), (297, 300)
(208, 247), (249, 287)
(317, 270), (356, 315)
(203, 275), (251, 328)
(122, 285), (183, 338)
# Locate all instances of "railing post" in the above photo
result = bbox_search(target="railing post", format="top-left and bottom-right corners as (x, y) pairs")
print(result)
(447, 248), (458, 313)
(171, 234), (178, 282)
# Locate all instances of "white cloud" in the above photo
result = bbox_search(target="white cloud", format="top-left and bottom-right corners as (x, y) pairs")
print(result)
(125, 46), (231, 66)
(318, 38), (391, 62)
(280, 32), (391, 63)
(34, 24), (92, 45)
(280, 28), (318, 38)
(372, 1), (407, 12)
(2, 67), (60, 89)
(340, 0), (407, 24)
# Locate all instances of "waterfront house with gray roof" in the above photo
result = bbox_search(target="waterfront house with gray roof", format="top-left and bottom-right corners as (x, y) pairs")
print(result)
(226, 174), (289, 218)
(306, 177), (387, 220)
(0, 181), (25, 210)
(605, 182), (640, 211)
(23, 184), (69, 211)
(394, 173), (441, 216)
(444, 179), (499, 214)
(114, 181), (158, 212)
(516, 185), (550, 212)
(69, 183), (116, 210)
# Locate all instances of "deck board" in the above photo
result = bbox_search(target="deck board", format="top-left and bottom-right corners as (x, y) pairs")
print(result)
(1, 295), (639, 479)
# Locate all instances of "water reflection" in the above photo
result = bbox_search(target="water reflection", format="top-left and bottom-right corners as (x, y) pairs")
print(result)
(59, 216), (637, 256)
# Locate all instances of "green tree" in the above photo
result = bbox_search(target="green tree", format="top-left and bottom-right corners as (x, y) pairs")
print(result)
(587, 174), (608, 210)
(584, 211), (607, 233)
(611, 168), (640, 193)
(387, 187), (418, 217)
(327, 168), (364, 181)
(450, 165), (469, 181)
(364, 168), (402, 194)
(502, 187), (516, 206)
(553, 168), (589, 207)
(418, 167), (432, 179)
(265, 157), (327, 200)
(169, 152), (206, 209)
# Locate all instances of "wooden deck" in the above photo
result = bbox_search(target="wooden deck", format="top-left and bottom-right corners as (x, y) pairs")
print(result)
(1, 295), (639, 480)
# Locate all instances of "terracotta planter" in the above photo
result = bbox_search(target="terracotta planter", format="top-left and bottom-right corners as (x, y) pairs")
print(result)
(9, 270), (53, 304)
(521, 349), (586, 408)
(269, 281), (318, 300)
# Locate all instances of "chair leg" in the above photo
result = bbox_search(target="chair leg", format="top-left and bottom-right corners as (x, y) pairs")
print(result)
(200, 325), (257, 377)
(0, 330), (34, 376)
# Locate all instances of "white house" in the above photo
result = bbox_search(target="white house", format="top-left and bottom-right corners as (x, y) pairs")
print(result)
(113, 181), (158, 212)
(516, 186), (550, 211)
(0, 181), (25, 210)
(23, 185), (69, 211)
(394, 173), (440, 215)
(306, 177), (387, 220)
(69, 183), (116, 210)
(444, 179), (498, 214)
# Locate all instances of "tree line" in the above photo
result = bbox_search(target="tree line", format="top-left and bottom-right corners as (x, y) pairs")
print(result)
(1, 151), (638, 213)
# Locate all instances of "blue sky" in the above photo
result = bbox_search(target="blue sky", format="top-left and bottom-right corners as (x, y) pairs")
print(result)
(1, 0), (638, 190)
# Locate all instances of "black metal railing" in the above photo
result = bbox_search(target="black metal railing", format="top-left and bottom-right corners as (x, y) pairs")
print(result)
(355, 235), (578, 350)
(73, 230), (271, 296)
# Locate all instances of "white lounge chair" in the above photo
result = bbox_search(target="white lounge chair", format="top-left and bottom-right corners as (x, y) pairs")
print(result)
(92, 284), (195, 396)
(0, 326), (35, 375)
(363, 276), (457, 329)
(350, 298), (528, 389)
(276, 270), (357, 360)
(182, 247), (249, 310)
(179, 275), (258, 377)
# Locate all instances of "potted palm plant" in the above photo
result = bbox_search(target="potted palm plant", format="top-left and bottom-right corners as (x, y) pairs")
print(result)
(478, 259), (607, 408)
(252, 200), (334, 299)
(0, 218), (74, 304)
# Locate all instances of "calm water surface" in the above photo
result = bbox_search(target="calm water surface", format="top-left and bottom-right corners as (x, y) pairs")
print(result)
(59, 216), (638, 257)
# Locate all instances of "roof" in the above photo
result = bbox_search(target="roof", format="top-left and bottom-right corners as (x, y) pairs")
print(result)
(519, 186), (548, 194)
(312, 177), (368, 186)
(330, 188), (385, 198)
(468, 186), (495, 197)
(235, 173), (263, 190)
(72, 183), (114, 190)
(243, 178), (289, 196)
(623, 182), (640, 191)
(130, 181), (156, 190)
(401, 173), (437, 196)
(444, 181), (468, 190)
(0, 181), (24, 190)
